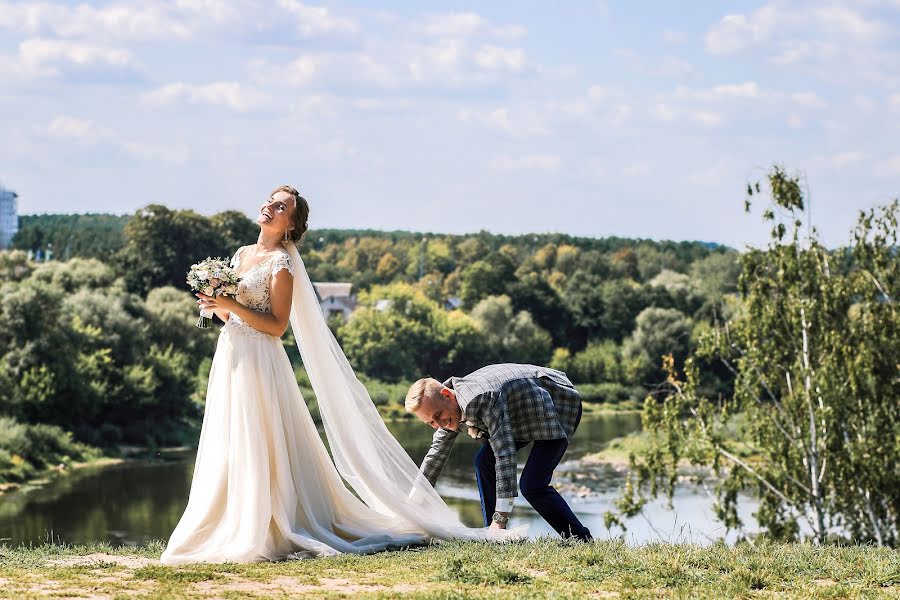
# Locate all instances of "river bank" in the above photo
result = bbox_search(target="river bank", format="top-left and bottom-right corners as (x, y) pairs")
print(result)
(1, 398), (640, 499)
(0, 446), (198, 498)
(1, 538), (897, 599)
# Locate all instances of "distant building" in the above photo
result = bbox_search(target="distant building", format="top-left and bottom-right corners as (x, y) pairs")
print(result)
(312, 282), (357, 320)
(0, 186), (18, 250)
(444, 297), (462, 311)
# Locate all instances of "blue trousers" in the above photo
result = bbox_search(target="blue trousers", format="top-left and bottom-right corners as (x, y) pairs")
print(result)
(474, 413), (592, 541)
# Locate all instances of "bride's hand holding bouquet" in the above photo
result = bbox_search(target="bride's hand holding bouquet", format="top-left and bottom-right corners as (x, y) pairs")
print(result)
(187, 258), (240, 329)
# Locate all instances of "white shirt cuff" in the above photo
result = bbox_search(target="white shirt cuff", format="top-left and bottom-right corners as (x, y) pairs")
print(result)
(495, 497), (514, 513)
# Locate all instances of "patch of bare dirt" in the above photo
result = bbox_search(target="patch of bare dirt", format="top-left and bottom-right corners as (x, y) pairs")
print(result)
(48, 553), (158, 568)
(192, 575), (425, 597)
(524, 569), (549, 578)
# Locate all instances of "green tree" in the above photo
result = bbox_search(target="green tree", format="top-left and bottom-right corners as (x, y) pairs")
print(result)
(470, 295), (552, 365)
(567, 340), (624, 384)
(375, 252), (401, 280)
(12, 214), (128, 259)
(0, 256), (202, 447)
(338, 283), (487, 380)
(116, 205), (226, 295)
(615, 168), (900, 546)
(506, 274), (573, 346)
(621, 307), (692, 385)
(565, 275), (648, 342)
(690, 250), (741, 297)
(0, 250), (33, 282)
(209, 210), (258, 252)
(459, 260), (500, 308)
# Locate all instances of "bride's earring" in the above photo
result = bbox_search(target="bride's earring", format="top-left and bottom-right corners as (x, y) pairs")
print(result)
(283, 229), (289, 242)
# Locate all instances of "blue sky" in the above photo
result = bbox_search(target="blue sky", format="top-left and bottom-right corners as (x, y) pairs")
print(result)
(1, 1), (898, 248)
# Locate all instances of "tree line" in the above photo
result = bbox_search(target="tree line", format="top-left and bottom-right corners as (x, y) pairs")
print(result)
(1, 205), (737, 479)
(11, 204), (742, 397)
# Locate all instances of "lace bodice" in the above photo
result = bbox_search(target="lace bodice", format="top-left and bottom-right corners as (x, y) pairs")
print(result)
(224, 246), (294, 338)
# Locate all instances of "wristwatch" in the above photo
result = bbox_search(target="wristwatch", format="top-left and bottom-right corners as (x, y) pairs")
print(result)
(491, 511), (509, 525)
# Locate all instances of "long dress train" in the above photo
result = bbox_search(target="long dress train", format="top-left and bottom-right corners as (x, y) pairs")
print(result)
(161, 245), (521, 565)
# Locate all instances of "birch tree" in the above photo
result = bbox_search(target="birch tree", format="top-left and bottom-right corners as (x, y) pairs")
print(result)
(612, 167), (899, 546)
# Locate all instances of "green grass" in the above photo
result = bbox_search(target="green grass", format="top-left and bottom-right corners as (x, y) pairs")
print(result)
(585, 414), (759, 466)
(585, 431), (651, 464)
(0, 538), (897, 598)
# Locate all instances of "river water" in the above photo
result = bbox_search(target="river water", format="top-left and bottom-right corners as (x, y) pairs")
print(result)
(0, 414), (758, 548)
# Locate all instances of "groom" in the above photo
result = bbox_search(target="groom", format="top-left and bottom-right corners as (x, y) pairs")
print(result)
(406, 363), (592, 541)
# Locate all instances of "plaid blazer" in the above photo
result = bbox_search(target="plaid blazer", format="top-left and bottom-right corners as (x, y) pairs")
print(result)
(419, 363), (582, 501)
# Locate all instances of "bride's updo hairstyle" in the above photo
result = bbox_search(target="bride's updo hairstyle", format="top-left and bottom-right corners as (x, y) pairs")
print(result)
(271, 184), (309, 244)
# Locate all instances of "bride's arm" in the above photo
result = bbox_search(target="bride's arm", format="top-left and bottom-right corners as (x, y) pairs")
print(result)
(196, 268), (294, 337)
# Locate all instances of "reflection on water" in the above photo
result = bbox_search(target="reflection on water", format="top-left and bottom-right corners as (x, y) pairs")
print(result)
(0, 458), (192, 547)
(0, 413), (757, 548)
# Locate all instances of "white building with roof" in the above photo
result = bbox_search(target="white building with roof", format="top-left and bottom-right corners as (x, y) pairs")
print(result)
(312, 282), (357, 320)
(0, 186), (18, 250)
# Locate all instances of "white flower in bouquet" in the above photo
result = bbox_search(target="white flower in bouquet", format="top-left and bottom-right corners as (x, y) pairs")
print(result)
(187, 258), (240, 329)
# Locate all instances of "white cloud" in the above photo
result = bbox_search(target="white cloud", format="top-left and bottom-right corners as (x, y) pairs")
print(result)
(122, 140), (190, 166)
(0, 1), (192, 42)
(0, 0), (358, 44)
(651, 101), (723, 127)
(20, 38), (135, 69)
(36, 116), (109, 144)
(889, 93), (900, 111)
(318, 139), (359, 159)
(415, 12), (526, 40)
(489, 154), (560, 172)
(622, 163), (651, 177)
(653, 102), (676, 122)
(830, 151), (868, 168)
(852, 94), (878, 111)
(474, 45), (527, 73)
(141, 82), (272, 112)
(649, 81), (826, 129)
(790, 91), (828, 109)
(874, 155), (900, 176)
(705, 3), (888, 56)
(250, 33), (534, 91)
(662, 82), (828, 123)
(2, 38), (143, 82)
(615, 48), (694, 77)
(275, 0), (359, 36)
(693, 111), (724, 126)
(32, 114), (188, 166)
(249, 55), (321, 87)
(704, 2), (899, 87)
(457, 106), (549, 137)
(814, 5), (888, 38)
(705, 11), (772, 55)
(663, 29), (687, 44)
(419, 12), (485, 37)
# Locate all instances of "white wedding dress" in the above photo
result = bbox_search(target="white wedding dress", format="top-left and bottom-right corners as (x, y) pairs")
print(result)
(161, 243), (518, 564)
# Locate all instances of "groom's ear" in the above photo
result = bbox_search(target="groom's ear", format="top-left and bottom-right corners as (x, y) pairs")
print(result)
(440, 387), (455, 402)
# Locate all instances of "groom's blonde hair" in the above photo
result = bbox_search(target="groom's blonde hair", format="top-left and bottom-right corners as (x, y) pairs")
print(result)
(405, 378), (443, 412)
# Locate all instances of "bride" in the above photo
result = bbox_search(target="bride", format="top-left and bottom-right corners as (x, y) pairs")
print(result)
(160, 186), (516, 564)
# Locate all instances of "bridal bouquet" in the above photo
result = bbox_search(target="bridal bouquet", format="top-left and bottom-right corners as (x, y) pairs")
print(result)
(187, 258), (239, 329)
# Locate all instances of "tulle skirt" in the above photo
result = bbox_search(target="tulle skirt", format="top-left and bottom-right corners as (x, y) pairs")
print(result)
(160, 323), (426, 564)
